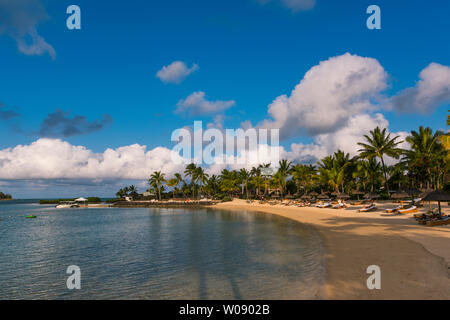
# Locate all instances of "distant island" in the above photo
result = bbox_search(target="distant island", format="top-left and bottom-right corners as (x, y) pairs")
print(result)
(0, 192), (12, 200)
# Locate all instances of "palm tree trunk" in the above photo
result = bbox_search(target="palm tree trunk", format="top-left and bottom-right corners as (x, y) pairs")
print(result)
(380, 156), (390, 197)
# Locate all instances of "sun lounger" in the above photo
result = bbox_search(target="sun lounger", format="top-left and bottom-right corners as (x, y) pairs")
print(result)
(316, 202), (332, 208)
(332, 200), (347, 209)
(359, 204), (377, 212)
(397, 206), (418, 214)
(426, 216), (450, 226)
(385, 205), (403, 213)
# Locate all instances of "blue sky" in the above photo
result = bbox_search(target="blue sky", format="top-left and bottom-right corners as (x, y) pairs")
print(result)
(0, 0), (449, 198)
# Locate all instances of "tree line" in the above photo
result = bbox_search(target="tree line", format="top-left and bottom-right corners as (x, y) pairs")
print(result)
(0, 192), (12, 200)
(117, 126), (449, 201)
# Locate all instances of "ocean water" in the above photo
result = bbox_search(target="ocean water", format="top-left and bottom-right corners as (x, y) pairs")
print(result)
(0, 200), (325, 300)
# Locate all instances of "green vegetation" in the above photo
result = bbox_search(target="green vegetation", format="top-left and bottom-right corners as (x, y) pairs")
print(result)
(40, 199), (75, 204)
(138, 126), (448, 201)
(115, 185), (139, 200)
(0, 192), (12, 200)
(40, 197), (102, 204)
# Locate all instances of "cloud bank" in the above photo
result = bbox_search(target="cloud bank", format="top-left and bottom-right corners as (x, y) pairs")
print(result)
(0, 139), (185, 180)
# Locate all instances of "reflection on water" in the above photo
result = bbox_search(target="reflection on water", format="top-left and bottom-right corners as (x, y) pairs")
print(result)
(0, 201), (324, 299)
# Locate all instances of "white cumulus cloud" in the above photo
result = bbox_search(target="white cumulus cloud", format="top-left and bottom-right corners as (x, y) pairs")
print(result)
(156, 61), (198, 84)
(258, 53), (388, 139)
(391, 63), (450, 114)
(0, 139), (185, 180)
(176, 91), (236, 116)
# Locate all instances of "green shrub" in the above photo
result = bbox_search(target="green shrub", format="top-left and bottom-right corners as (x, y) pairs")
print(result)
(221, 196), (232, 202)
(40, 199), (75, 204)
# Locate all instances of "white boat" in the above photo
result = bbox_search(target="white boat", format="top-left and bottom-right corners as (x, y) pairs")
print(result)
(55, 201), (80, 209)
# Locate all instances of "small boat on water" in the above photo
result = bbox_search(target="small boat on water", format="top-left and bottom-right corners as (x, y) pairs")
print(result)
(26, 215), (37, 219)
(55, 201), (80, 209)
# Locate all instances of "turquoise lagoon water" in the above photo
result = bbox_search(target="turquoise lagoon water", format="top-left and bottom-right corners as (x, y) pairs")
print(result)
(0, 200), (324, 299)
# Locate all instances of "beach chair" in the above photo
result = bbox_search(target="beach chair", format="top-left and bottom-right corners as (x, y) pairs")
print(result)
(332, 200), (346, 209)
(316, 202), (332, 208)
(397, 206), (418, 214)
(359, 204), (377, 212)
(426, 216), (450, 226)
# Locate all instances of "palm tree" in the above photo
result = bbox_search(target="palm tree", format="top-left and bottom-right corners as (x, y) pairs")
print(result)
(291, 164), (316, 194)
(357, 158), (382, 192)
(239, 168), (251, 199)
(219, 169), (239, 197)
(259, 163), (271, 195)
(250, 166), (265, 197)
(149, 171), (166, 200)
(276, 159), (292, 197)
(358, 127), (403, 196)
(116, 188), (125, 199)
(128, 185), (139, 198)
(184, 163), (198, 197)
(194, 167), (209, 197)
(205, 175), (219, 197)
(166, 178), (179, 198)
(403, 126), (446, 189)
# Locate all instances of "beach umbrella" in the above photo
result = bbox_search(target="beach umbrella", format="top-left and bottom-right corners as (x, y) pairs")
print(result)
(352, 189), (365, 200)
(75, 197), (88, 202)
(419, 188), (433, 199)
(309, 191), (319, 196)
(338, 193), (350, 199)
(364, 192), (380, 200)
(391, 191), (409, 200)
(331, 191), (340, 196)
(422, 190), (450, 215)
(300, 194), (311, 200)
(318, 193), (329, 200)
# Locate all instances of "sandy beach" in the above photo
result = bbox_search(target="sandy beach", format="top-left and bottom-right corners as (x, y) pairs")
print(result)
(214, 199), (450, 300)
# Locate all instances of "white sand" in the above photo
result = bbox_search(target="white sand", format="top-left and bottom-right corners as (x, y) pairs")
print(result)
(213, 199), (450, 300)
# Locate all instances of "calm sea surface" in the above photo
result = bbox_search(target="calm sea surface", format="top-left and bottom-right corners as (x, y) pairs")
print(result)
(0, 200), (324, 299)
